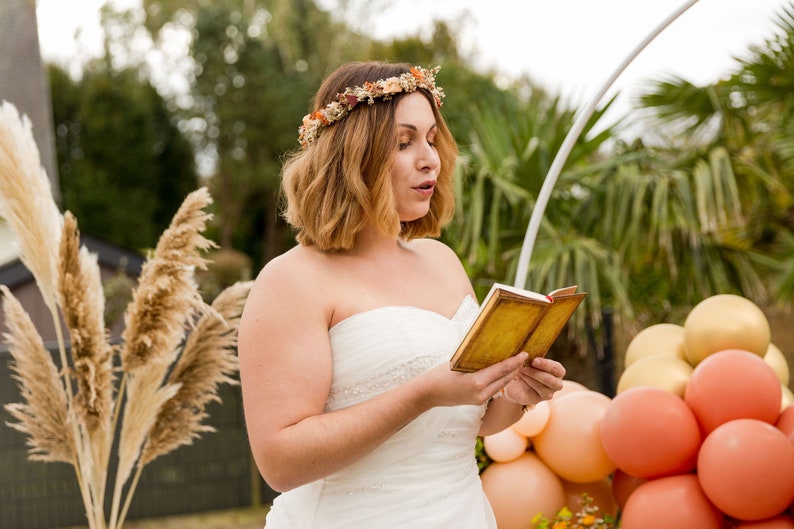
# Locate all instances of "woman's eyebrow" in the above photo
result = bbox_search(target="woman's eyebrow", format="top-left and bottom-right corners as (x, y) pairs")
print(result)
(397, 123), (437, 131)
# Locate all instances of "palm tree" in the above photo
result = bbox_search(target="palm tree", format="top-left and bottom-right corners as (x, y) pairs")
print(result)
(637, 1), (794, 304)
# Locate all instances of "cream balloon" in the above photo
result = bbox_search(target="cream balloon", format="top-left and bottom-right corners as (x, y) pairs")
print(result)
(512, 400), (551, 438)
(683, 294), (770, 365)
(483, 427), (529, 463)
(616, 354), (693, 397)
(624, 323), (687, 367)
(764, 343), (790, 386)
(782, 384), (794, 412)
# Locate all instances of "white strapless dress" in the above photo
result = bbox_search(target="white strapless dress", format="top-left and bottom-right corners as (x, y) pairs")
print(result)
(263, 295), (497, 529)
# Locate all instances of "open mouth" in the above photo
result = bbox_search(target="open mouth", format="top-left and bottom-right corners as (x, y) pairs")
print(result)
(416, 180), (436, 191)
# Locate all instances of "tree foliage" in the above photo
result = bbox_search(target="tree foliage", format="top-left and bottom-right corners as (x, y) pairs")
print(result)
(49, 64), (198, 251)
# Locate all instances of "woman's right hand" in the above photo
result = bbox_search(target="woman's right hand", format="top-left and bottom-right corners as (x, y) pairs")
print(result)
(420, 352), (530, 407)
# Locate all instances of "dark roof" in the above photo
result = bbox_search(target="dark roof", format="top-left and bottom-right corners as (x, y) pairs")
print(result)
(0, 233), (144, 289)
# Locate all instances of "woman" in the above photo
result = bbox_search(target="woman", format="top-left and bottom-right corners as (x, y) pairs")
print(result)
(237, 61), (566, 528)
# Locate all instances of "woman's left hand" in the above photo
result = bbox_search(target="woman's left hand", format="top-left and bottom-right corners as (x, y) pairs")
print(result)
(502, 356), (566, 407)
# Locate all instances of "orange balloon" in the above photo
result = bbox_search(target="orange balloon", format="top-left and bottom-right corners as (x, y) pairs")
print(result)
(611, 468), (648, 510)
(512, 400), (551, 437)
(483, 427), (528, 463)
(684, 349), (782, 434)
(775, 405), (794, 445)
(624, 323), (687, 367)
(480, 452), (565, 528)
(735, 516), (794, 528)
(533, 391), (616, 483)
(616, 354), (693, 397)
(683, 294), (770, 365)
(764, 343), (790, 386)
(600, 386), (701, 478)
(561, 477), (618, 519)
(621, 474), (723, 529)
(698, 419), (794, 521)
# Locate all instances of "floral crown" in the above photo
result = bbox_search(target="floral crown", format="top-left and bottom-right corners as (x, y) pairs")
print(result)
(298, 66), (445, 148)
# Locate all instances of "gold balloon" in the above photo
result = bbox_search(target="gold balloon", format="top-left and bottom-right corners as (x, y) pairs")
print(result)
(624, 323), (687, 367)
(617, 354), (694, 397)
(764, 343), (790, 386)
(683, 294), (770, 366)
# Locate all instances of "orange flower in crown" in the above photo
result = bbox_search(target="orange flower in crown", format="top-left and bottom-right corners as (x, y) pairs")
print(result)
(297, 65), (445, 149)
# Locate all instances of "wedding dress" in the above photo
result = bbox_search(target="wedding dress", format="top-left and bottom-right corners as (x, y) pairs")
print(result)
(263, 295), (498, 528)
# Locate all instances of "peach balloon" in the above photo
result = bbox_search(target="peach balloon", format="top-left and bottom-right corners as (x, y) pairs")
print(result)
(483, 426), (528, 463)
(764, 343), (790, 386)
(561, 477), (618, 519)
(683, 294), (770, 365)
(533, 391), (616, 483)
(735, 516), (794, 529)
(776, 405), (794, 445)
(600, 386), (701, 478)
(611, 468), (648, 510)
(512, 400), (551, 438)
(616, 354), (693, 397)
(624, 323), (687, 367)
(480, 452), (565, 528)
(684, 349), (782, 434)
(698, 419), (794, 521)
(621, 474), (723, 529)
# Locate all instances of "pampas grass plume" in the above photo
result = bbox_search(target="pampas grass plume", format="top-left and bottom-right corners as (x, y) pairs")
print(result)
(1, 286), (75, 463)
(141, 280), (252, 465)
(0, 101), (62, 310)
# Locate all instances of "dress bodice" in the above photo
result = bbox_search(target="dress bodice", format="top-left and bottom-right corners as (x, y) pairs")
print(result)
(263, 296), (498, 529)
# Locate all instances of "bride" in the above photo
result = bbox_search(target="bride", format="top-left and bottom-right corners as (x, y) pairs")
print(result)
(237, 61), (567, 528)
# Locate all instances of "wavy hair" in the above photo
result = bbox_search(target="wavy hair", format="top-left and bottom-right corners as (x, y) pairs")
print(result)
(281, 61), (458, 252)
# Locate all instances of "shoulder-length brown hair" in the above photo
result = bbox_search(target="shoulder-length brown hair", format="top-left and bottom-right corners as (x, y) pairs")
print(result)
(280, 61), (458, 252)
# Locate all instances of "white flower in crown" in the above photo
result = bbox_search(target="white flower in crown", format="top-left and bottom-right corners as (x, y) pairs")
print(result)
(298, 66), (445, 149)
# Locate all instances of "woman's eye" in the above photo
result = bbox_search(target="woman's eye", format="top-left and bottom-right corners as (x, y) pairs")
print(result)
(398, 141), (411, 150)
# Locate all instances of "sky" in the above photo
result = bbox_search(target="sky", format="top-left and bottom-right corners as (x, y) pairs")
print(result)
(36, 0), (792, 127)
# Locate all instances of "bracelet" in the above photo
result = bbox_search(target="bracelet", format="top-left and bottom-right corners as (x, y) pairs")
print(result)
(495, 387), (536, 413)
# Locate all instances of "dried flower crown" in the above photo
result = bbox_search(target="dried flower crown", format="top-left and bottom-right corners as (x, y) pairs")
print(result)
(298, 66), (445, 148)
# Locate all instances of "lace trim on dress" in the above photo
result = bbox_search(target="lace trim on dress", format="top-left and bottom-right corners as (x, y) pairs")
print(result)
(326, 353), (442, 407)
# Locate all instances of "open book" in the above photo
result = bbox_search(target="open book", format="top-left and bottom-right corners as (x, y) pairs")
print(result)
(449, 283), (586, 373)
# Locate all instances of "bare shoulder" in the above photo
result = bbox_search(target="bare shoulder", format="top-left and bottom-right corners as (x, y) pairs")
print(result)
(240, 245), (334, 338)
(408, 238), (473, 295)
(409, 237), (460, 262)
(410, 238), (466, 270)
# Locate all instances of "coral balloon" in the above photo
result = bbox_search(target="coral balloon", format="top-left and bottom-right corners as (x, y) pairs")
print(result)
(533, 391), (616, 483)
(776, 405), (794, 445)
(611, 469), (647, 510)
(616, 354), (693, 397)
(512, 400), (551, 437)
(684, 349), (782, 434)
(480, 452), (565, 528)
(683, 294), (770, 365)
(621, 474), (723, 529)
(483, 426), (528, 463)
(698, 419), (794, 521)
(735, 516), (794, 529)
(764, 343), (790, 386)
(600, 386), (701, 478)
(561, 477), (618, 519)
(624, 323), (687, 367)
